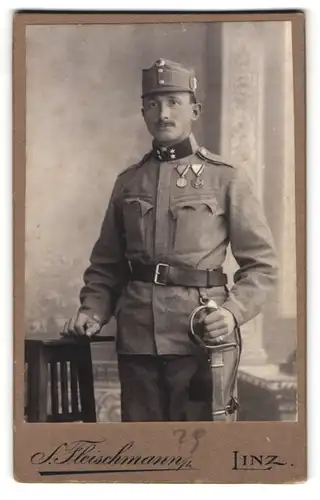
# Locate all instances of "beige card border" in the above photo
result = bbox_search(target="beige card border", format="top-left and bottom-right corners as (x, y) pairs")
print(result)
(13, 11), (306, 483)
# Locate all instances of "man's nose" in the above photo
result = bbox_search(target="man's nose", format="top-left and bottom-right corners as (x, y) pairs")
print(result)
(159, 102), (170, 120)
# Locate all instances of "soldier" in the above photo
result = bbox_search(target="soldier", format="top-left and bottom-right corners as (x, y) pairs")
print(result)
(63, 58), (278, 422)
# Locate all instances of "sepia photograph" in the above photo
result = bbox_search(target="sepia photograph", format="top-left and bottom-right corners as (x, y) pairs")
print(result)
(11, 9), (308, 485)
(23, 18), (298, 425)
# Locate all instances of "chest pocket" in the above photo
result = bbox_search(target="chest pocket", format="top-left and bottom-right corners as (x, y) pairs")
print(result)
(170, 197), (222, 254)
(122, 197), (154, 253)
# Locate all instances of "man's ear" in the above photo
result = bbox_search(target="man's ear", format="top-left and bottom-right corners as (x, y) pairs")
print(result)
(141, 107), (145, 118)
(191, 102), (202, 121)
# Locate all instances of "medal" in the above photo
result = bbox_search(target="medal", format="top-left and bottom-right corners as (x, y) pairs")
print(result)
(176, 165), (190, 188)
(191, 164), (205, 188)
(191, 178), (204, 189)
(176, 177), (188, 188)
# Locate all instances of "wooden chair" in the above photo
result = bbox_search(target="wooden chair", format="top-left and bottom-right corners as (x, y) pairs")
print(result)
(24, 335), (114, 423)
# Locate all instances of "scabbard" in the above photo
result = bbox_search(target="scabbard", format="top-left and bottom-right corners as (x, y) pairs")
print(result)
(209, 349), (225, 421)
(207, 341), (239, 421)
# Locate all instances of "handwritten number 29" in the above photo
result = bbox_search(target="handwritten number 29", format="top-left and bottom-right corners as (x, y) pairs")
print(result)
(173, 429), (206, 454)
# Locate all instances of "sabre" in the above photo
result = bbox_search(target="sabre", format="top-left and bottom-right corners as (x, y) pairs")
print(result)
(188, 299), (242, 421)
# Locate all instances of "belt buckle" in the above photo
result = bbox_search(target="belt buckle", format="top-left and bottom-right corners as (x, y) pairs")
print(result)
(154, 263), (169, 285)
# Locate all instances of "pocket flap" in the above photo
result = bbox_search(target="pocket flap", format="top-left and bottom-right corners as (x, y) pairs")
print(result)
(170, 198), (218, 218)
(124, 198), (154, 217)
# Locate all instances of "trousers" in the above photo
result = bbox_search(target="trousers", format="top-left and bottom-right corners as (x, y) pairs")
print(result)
(117, 353), (213, 422)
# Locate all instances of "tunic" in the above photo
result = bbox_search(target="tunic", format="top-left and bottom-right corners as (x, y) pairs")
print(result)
(79, 135), (278, 355)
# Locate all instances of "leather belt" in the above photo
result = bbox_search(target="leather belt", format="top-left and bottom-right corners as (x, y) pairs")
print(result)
(129, 261), (227, 287)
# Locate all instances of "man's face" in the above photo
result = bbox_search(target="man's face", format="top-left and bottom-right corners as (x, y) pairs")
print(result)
(142, 92), (202, 146)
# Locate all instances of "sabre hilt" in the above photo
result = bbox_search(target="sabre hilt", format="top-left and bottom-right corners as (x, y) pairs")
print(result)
(188, 299), (231, 348)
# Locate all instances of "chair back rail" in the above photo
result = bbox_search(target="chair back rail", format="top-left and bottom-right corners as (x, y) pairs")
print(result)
(25, 336), (115, 423)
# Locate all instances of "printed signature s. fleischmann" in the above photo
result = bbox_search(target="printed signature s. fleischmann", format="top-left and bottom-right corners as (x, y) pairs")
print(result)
(31, 440), (194, 476)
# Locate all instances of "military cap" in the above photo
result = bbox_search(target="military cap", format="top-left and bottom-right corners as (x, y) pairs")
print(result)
(142, 58), (197, 98)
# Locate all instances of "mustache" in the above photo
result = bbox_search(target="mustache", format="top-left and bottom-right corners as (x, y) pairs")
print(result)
(157, 120), (175, 127)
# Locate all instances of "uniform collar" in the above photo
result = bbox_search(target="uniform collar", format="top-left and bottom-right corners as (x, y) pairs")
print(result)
(152, 134), (199, 162)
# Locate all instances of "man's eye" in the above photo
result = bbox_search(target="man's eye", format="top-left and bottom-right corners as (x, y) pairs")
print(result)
(149, 101), (157, 108)
(168, 98), (179, 107)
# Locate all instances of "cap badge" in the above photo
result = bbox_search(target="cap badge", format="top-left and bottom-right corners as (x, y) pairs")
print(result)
(190, 76), (197, 91)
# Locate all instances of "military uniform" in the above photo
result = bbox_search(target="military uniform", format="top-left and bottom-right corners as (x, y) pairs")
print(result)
(78, 59), (278, 421)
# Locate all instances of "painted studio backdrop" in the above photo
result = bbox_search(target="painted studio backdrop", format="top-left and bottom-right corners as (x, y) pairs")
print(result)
(26, 21), (297, 421)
